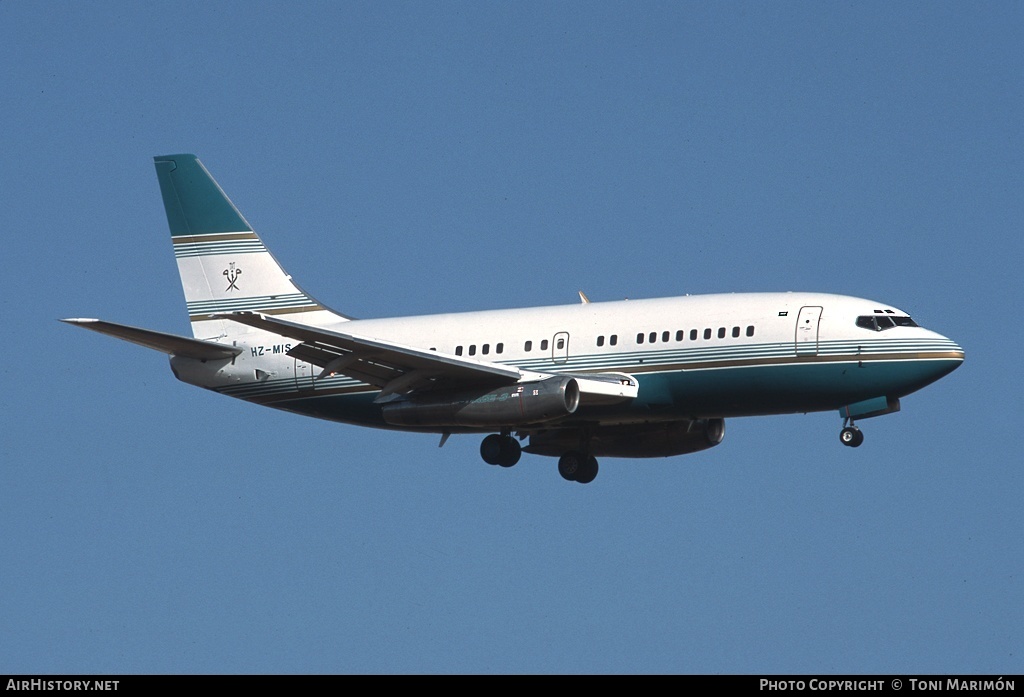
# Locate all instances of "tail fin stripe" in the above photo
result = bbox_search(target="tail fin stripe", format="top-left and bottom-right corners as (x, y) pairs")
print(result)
(174, 240), (268, 259)
(186, 293), (317, 312)
(189, 307), (323, 322)
(186, 294), (323, 320)
(171, 232), (260, 243)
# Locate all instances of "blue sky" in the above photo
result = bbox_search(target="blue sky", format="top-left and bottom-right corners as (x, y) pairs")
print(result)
(2, 2), (1021, 674)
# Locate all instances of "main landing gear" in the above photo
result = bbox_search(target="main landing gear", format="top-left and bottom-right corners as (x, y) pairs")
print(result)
(557, 451), (599, 484)
(840, 420), (864, 448)
(480, 433), (521, 468)
(479, 433), (600, 483)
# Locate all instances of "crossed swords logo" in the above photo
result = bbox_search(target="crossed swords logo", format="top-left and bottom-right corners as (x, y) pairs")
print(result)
(223, 262), (242, 292)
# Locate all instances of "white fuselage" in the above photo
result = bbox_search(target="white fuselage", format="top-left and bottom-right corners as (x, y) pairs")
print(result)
(174, 291), (962, 431)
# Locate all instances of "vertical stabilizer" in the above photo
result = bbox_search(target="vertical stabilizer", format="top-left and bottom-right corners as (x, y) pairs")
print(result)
(153, 154), (347, 339)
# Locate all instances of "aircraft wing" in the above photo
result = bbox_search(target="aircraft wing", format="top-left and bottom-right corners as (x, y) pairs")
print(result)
(60, 318), (242, 361)
(211, 311), (523, 395)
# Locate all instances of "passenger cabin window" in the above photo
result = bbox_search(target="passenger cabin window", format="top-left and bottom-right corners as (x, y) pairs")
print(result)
(496, 343), (504, 354)
(541, 339), (549, 351)
(468, 345), (476, 356)
(662, 331), (670, 342)
(676, 330), (684, 341)
(690, 329), (698, 341)
(637, 333), (644, 344)
(717, 327), (726, 339)
(746, 326), (755, 337)
(703, 328), (712, 340)
(732, 326), (740, 338)
(597, 336), (605, 347)
(556, 338), (565, 350)
(482, 344), (489, 355)
(609, 335), (617, 346)
(649, 331), (657, 343)
(455, 346), (463, 356)
(524, 340), (532, 352)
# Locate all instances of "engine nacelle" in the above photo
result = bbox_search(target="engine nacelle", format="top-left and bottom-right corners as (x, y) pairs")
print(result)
(526, 418), (725, 458)
(380, 377), (580, 428)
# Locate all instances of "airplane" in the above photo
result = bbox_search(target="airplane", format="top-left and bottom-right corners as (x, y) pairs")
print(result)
(62, 154), (965, 484)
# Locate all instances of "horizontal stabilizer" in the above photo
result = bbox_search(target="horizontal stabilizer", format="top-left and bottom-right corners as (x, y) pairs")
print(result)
(60, 318), (242, 361)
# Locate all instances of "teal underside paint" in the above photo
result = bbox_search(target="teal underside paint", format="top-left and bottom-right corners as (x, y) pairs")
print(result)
(234, 357), (963, 432)
(648, 358), (961, 417)
(154, 154), (251, 236)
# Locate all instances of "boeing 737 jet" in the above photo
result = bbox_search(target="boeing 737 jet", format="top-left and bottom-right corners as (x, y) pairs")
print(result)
(63, 154), (964, 483)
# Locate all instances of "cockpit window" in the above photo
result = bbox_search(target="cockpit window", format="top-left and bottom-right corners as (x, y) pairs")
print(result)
(856, 315), (918, 331)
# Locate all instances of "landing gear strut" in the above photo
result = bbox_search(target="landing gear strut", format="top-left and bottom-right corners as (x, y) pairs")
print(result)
(840, 420), (864, 448)
(480, 433), (521, 467)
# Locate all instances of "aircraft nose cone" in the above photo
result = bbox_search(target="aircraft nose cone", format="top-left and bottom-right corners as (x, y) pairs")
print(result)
(941, 334), (965, 362)
(925, 331), (964, 382)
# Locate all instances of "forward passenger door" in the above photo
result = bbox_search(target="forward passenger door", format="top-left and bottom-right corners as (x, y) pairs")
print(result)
(795, 306), (822, 356)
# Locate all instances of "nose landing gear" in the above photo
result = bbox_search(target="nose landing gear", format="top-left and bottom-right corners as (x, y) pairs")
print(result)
(840, 420), (864, 448)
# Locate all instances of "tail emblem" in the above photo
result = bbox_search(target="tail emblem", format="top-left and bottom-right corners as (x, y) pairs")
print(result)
(223, 263), (242, 292)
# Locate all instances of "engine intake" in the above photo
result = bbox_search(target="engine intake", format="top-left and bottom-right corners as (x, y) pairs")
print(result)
(381, 377), (580, 428)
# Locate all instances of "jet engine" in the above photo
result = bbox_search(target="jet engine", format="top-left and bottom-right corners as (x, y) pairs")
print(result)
(380, 376), (580, 428)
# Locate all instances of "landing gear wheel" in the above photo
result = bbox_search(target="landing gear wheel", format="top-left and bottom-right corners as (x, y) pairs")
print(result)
(558, 451), (584, 481)
(575, 456), (599, 484)
(840, 426), (864, 448)
(480, 434), (504, 465)
(497, 436), (521, 468)
(481, 434), (521, 467)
